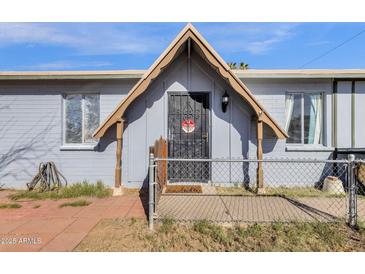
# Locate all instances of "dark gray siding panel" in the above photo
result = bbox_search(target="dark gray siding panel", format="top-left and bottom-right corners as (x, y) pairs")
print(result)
(355, 82), (365, 148)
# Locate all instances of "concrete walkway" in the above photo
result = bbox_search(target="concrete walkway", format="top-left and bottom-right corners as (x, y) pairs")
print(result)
(0, 191), (147, 251)
(156, 194), (364, 223)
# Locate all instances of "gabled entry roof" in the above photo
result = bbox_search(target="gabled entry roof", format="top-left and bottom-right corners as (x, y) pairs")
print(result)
(93, 23), (288, 139)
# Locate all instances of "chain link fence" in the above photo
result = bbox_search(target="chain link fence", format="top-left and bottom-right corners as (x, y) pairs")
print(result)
(148, 155), (364, 229)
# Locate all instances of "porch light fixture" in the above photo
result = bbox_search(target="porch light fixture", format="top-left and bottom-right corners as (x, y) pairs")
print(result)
(222, 91), (229, 113)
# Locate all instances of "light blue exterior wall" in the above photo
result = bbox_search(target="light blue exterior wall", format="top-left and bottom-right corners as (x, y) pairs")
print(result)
(0, 79), (137, 188)
(242, 78), (334, 160)
(240, 78), (336, 187)
(1, 58), (363, 189)
(122, 52), (253, 187)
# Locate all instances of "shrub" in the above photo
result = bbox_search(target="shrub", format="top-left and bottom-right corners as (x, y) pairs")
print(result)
(159, 217), (175, 233)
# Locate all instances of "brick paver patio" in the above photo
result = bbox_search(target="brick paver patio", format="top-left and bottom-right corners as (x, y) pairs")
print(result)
(0, 191), (147, 251)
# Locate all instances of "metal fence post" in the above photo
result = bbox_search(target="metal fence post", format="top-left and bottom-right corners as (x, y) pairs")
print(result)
(348, 154), (357, 227)
(148, 152), (155, 230)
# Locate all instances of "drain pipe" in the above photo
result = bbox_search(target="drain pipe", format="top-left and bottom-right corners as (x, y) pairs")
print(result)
(148, 152), (155, 230)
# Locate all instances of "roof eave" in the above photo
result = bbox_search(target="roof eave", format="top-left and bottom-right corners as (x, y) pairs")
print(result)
(2, 69), (365, 80)
(0, 70), (145, 80)
(234, 69), (365, 79)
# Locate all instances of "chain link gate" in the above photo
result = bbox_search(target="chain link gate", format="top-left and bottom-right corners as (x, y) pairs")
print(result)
(148, 154), (363, 230)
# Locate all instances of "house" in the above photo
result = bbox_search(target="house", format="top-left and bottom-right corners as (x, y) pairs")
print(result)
(0, 23), (364, 191)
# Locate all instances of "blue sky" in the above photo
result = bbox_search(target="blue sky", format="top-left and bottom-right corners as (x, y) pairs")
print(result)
(0, 22), (365, 71)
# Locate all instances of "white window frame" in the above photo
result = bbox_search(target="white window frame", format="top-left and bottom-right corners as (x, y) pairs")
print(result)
(61, 93), (100, 150)
(285, 91), (324, 146)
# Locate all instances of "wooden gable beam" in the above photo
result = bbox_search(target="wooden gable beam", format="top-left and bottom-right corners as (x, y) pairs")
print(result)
(93, 23), (288, 140)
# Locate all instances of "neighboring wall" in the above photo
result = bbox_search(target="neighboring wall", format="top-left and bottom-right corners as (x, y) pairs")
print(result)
(355, 82), (365, 148)
(335, 81), (365, 149)
(0, 79), (137, 188)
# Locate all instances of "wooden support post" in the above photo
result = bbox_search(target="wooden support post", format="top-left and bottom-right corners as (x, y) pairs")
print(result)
(115, 118), (124, 191)
(256, 116), (265, 194)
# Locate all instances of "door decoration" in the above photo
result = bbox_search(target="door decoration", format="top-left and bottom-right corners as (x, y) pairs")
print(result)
(182, 119), (195, 133)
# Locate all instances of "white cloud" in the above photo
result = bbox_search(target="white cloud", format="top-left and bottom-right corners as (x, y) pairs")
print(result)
(0, 23), (299, 57)
(244, 27), (294, 54)
(0, 23), (167, 55)
(200, 23), (299, 55)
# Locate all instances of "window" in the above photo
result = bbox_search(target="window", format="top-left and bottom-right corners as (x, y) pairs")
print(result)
(285, 92), (322, 145)
(64, 94), (100, 144)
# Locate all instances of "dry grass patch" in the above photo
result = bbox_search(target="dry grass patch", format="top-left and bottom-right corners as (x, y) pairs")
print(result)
(59, 199), (91, 208)
(75, 218), (365, 252)
(216, 186), (254, 195)
(0, 203), (22, 209)
(216, 186), (346, 198)
(10, 181), (111, 201)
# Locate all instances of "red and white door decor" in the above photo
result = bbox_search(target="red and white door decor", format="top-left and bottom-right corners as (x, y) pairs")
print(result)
(182, 119), (195, 133)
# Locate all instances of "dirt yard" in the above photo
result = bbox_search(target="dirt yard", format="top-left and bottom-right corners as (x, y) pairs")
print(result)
(75, 218), (365, 252)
